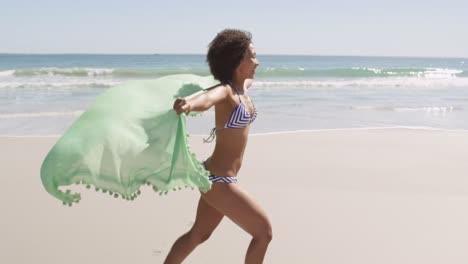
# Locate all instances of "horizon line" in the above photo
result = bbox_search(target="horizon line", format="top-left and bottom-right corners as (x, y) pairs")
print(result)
(0, 52), (467, 60)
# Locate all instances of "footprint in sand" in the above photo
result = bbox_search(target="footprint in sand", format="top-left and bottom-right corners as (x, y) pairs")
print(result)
(153, 249), (163, 256)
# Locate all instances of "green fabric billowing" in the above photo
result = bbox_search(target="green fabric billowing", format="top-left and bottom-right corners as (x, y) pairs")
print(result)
(40, 74), (217, 206)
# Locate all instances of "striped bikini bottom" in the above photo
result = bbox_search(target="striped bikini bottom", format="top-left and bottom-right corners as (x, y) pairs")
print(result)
(203, 161), (238, 184)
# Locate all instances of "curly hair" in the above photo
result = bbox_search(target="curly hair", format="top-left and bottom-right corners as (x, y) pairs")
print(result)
(206, 29), (252, 83)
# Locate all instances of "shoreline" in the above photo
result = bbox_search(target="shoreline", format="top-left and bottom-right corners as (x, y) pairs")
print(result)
(2, 125), (468, 138)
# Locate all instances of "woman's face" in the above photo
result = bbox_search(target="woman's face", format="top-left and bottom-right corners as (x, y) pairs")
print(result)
(236, 43), (259, 80)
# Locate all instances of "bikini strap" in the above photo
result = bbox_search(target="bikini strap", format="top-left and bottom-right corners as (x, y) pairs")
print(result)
(202, 83), (222, 92)
(228, 81), (242, 103)
(203, 127), (217, 143)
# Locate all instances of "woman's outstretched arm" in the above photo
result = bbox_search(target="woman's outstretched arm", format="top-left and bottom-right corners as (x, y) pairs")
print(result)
(173, 84), (228, 114)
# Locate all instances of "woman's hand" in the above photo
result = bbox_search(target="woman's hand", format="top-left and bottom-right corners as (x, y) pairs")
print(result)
(173, 98), (191, 115)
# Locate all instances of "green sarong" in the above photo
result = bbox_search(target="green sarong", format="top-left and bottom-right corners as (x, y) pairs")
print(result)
(40, 74), (217, 206)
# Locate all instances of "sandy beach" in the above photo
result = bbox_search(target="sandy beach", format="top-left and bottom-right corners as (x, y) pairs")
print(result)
(1, 128), (468, 264)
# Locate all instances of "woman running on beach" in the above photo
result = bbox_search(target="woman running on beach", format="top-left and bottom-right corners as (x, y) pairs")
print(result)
(165, 29), (273, 264)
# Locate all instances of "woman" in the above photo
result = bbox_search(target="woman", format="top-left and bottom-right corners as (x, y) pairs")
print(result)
(165, 29), (272, 264)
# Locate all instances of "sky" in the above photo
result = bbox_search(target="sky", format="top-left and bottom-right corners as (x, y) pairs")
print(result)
(1, 0), (467, 57)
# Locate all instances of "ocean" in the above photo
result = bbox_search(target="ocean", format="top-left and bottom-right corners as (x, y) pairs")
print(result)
(1, 54), (467, 135)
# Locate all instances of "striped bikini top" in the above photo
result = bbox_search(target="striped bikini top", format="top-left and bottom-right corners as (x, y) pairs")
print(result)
(203, 84), (257, 143)
(225, 93), (257, 128)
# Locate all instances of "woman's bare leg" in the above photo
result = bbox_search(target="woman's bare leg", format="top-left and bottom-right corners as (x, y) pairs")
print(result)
(201, 183), (273, 264)
(164, 196), (224, 264)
